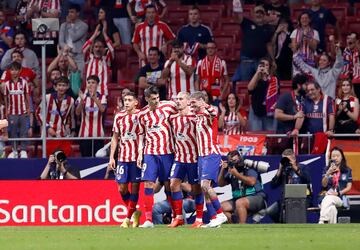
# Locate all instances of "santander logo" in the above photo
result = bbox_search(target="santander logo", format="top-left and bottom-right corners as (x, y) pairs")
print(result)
(0, 199), (128, 224)
(0, 199), (127, 224)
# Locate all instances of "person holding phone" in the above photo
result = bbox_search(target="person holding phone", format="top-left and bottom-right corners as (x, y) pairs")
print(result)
(247, 57), (279, 131)
(335, 79), (359, 135)
(319, 147), (352, 224)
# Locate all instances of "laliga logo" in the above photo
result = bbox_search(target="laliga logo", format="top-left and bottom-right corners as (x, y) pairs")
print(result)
(239, 136), (258, 143)
(0, 199), (127, 224)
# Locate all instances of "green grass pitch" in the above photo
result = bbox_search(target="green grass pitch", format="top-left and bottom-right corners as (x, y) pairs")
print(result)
(0, 224), (359, 250)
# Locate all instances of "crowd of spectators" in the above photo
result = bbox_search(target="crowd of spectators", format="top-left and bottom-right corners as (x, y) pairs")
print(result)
(0, 0), (360, 158)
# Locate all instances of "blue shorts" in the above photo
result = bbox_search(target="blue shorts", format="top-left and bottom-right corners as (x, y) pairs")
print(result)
(141, 154), (174, 183)
(198, 154), (221, 184)
(170, 161), (199, 184)
(115, 162), (142, 183)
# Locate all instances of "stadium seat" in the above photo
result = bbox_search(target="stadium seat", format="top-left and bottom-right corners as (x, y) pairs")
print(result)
(323, 3), (349, 23)
(70, 143), (81, 157)
(346, 17), (360, 34)
(291, 4), (308, 21)
(355, 3), (360, 17)
(213, 31), (237, 46)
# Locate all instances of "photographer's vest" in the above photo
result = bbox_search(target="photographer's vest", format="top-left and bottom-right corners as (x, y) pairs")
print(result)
(232, 169), (264, 199)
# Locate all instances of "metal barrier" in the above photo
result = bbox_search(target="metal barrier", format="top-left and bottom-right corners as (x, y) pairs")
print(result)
(2, 134), (360, 158)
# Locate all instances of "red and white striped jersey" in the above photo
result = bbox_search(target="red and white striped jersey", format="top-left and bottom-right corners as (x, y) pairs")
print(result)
(3, 77), (30, 116)
(113, 110), (141, 162)
(0, 104), (4, 136)
(132, 20), (175, 61)
(1, 67), (36, 86)
(30, 0), (61, 39)
(223, 110), (248, 135)
(77, 93), (107, 138)
(82, 38), (114, 96)
(37, 93), (75, 137)
(165, 55), (196, 99)
(170, 112), (198, 163)
(195, 105), (221, 156)
(340, 47), (360, 83)
(138, 101), (177, 155)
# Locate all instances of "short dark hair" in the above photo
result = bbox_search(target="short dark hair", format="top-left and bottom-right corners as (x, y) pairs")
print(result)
(227, 150), (241, 160)
(307, 81), (321, 90)
(11, 50), (24, 58)
(148, 46), (160, 55)
(94, 38), (105, 46)
(144, 85), (159, 98)
(14, 32), (27, 43)
(87, 75), (100, 83)
(189, 5), (200, 12)
(8, 62), (22, 71)
(68, 3), (81, 13)
(145, 4), (156, 11)
(56, 76), (70, 85)
(171, 40), (183, 48)
(292, 74), (308, 90)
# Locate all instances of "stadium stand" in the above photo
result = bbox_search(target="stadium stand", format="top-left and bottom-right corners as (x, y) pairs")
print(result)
(0, 0), (359, 158)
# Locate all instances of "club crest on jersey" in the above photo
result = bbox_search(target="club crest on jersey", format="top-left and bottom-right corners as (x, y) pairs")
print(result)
(176, 132), (186, 141)
(158, 113), (165, 120)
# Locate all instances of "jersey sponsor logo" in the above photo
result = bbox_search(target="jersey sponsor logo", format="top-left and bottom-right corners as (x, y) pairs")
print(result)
(123, 132), (137, 141)
(8, 90), (24, 95)
(148, 124), (162, 133)
(85, 106), (99, 112)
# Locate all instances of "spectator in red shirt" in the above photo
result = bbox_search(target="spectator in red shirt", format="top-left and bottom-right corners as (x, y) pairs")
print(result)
(3, 62), (31, 158)
(82, 24), (114, 96)
(75, 75), (107, 156)
(195, 41), (230, 105)
(132, 4), (175, 66)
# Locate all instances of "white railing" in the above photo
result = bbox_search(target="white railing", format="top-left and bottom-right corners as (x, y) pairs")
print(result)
(3, 133), (360, 158)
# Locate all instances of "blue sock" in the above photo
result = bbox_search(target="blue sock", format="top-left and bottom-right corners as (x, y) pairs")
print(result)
(211, 197), (222, 214)
(195, 193), (204, 205)
(206, 202), (216, 219)
(171, 191), (183, 201)
(129, 193), (139, 202)
(121, 192), (130, 204)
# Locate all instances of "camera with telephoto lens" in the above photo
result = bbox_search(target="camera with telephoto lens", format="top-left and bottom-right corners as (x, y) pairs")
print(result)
(54, 150), (66, 163)
(280, 156), (292, 174)
(243, 159), (270, 173)
(228, 158), (246, 172)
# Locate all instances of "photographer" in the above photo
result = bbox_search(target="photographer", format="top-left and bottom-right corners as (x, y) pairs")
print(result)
(218, 150), (266, 224)
(256, 149), (311, 223)
(40, 150), (80, 180)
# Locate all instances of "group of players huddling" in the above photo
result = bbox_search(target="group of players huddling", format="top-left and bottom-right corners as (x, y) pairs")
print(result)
(108, 86), (227, 228)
